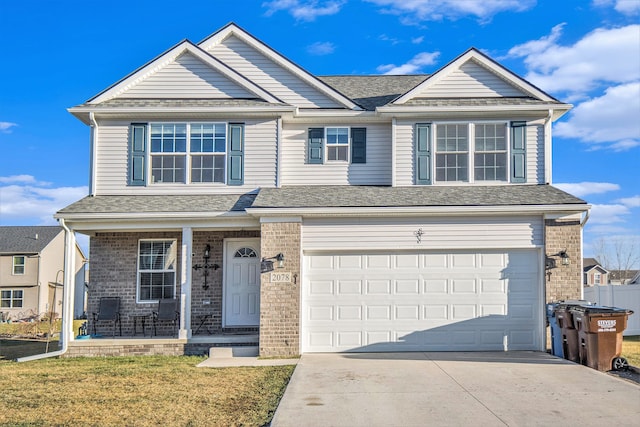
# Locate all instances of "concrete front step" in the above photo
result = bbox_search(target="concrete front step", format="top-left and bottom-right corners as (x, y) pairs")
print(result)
(209, 346), (259, 358)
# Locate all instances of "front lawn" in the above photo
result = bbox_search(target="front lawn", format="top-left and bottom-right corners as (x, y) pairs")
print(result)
(0, 356), (294, 426)
(622, 335), (640, 368)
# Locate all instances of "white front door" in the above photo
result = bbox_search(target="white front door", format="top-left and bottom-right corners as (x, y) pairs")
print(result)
(224, 239), (261, 327)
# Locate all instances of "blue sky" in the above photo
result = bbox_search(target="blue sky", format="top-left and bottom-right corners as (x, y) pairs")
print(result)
(0, 0), (638, 261)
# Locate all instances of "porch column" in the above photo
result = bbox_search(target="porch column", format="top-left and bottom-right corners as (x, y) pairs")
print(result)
(180, 227), (193, 339)
(60, 220), (76, 347)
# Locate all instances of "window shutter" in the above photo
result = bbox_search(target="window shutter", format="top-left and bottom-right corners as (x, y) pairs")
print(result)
(227, 123), (244, 185)
(415, 124), (432, 185)
(307, 128), (324, 164)
(510, 121), (526, 183)
(129, 123), (147, 186)
(351, 127), (366, 164)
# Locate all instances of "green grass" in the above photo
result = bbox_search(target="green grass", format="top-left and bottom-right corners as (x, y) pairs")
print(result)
(0, 356), (294, 426)
(622, 336), (640, 368)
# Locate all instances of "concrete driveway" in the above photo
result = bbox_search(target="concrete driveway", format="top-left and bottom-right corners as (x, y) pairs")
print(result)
(272, 352), (640, 427)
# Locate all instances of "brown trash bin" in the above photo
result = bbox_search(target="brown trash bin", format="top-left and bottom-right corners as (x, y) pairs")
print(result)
(570, 306), (634, 371)
(554, 302), (590, 363)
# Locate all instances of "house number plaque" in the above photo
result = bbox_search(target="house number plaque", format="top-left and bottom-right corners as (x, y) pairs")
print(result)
(270, 271), (292, 283)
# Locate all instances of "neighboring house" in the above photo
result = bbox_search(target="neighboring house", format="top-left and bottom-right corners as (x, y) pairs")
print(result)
(609, 270), (640, 285)
(0, 226), (86, 322)
(56, 23), (588, 356)
(583, 258), (609, 287)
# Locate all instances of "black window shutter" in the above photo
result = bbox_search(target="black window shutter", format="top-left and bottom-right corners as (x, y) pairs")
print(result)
(415, 124), (432, 185)
(307, 128), (324, 164)
(510, 121), (526, 183)
(351, 127), (366, 164)
(129, 123), (147, 186)
(227, 123), (244, 185)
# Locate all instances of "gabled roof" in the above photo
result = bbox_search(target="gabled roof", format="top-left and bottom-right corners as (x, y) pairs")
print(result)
(85, 40), (281, 105)
(0, 226), (63, 254)
(198, 23), (361, 110)
(393, 48), (561, 105)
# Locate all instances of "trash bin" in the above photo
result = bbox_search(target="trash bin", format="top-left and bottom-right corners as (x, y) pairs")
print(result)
(570, 306), (634, 371)
(547, 303), (563, 358)
(554, 300), (592, 363)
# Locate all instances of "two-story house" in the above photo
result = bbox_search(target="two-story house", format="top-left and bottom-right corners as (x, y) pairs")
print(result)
(0, 226), (86, 322)
(56, 23), (588, 357)
(583, 258), (609, 286)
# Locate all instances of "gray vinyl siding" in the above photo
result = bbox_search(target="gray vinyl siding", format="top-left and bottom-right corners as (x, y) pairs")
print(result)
(120, 52), (255, 99)
(93, 119), (277, 195)
(208, 35), (343, 108)
(417, 61), (526, 98)
(280, 123), (392, 186)
(302, 216), (544, 251)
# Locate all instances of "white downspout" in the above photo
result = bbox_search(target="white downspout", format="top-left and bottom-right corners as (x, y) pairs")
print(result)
(544, 109), (553, 184)
(18, 218), (75, 361)
(276, 117), (282, 188)
(89, 112), (98, 196)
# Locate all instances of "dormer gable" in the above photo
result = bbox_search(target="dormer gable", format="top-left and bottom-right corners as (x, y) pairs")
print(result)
(198, 23), (360, 110)
(87, 40), (281, 105)
(393, 48), (559, 104)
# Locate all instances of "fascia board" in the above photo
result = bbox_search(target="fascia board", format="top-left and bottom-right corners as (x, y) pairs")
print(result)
(56, 217), (260, 233)
(54, 210), (250, 221)
(246, 204), (590, 218)
(377, 103), (572, 116)
(394, 48), (560, 105)
(198, 24), (361, 111)
(69, 105), (296, 115)
(88, 41), (281, 105)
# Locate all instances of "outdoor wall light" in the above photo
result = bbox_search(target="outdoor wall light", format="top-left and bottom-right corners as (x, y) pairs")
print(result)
(261, 253), (285, 273)
(546, 250), (570, 270)
(559, 250), (570, 266)
(193, 244), (219, 290)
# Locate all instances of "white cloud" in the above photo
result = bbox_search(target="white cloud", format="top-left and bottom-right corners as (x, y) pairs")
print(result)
(307, 41), (335, 55)
(377, 51), (440, 74)
(411, 36), (424, 44)
(588, 203), (631, 224)
(0, 178), (87, 225)
(618, 195), (640, 207)
(262, 0), (344, 21)
(554, 182), (620, 197)
(508, 24), (640, 97)
(554, 82), (640, 150)
(0, 122), (17, 133)
(593, 0), (640, 15)
(366, 0), (535, 23)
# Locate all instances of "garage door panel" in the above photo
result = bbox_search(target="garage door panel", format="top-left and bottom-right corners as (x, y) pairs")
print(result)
(303, 250), (541, 352)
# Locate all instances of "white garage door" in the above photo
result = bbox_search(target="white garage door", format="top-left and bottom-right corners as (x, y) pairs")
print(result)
(302, 250), (541, 353)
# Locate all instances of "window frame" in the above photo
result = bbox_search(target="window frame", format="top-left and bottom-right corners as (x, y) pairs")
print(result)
(148, 122), (229, 185)
(12, 256), (25, 275)
(1, 289), (23, 308)
(428, 121), (512, 185)
(594, 272), (601, 285)
(325, 126), (350, 162)
(473, 123), (508, 182)
(136, 239), (178, 303)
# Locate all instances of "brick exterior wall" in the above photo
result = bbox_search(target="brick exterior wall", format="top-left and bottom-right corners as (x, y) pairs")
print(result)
(259, 222), (301, 357)
(64, 341), (185, 357)
(545, 219), (582, 302)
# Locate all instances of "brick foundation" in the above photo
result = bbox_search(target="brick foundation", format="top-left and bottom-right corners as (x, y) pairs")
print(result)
(259, 221), (301, 357)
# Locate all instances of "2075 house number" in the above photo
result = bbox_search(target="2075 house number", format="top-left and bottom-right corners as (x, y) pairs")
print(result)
(270, 272), (292, 283)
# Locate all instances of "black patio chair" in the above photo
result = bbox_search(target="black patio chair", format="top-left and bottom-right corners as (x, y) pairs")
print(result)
(152, 299), (180, 337)
(92, 297), (122, 338)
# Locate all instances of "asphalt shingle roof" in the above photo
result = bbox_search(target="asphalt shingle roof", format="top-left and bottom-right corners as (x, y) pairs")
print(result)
(57, 185), (585, 217)
(318, 75), (429, 110)
(0, 226), (63, 254)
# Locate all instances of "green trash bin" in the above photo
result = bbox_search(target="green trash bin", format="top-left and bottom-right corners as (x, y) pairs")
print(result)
(571, 306), (634, 371)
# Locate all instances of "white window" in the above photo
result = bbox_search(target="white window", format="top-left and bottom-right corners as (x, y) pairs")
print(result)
(12, 256), (25, 275)
(436, 124), (468, 182)
(474, 123), (507, 181)
(150, 123), (227, 184)
(1, 290), (23, 308)
(432, 122), (510, 184)
(594, 273), (601, 285)
(137, 240), (177, 302)
(326, 127), (349, 161)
